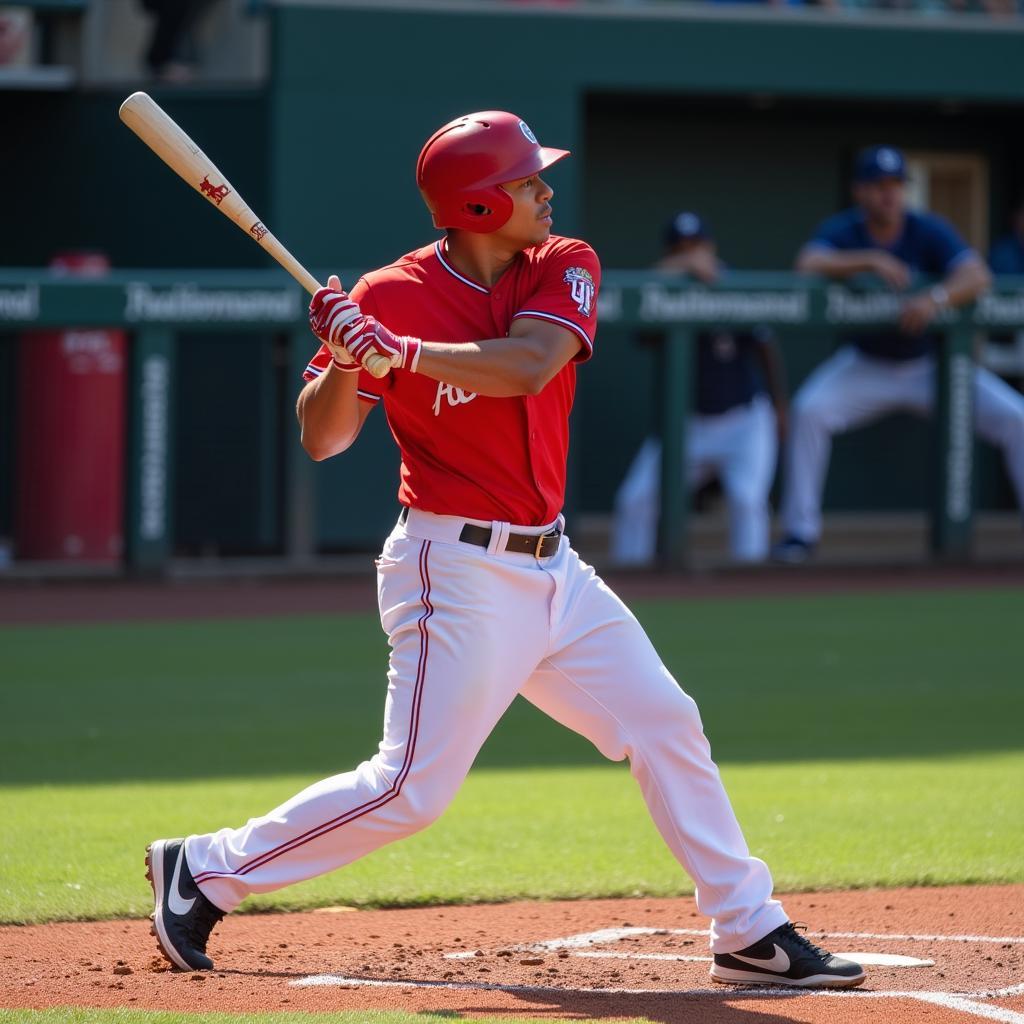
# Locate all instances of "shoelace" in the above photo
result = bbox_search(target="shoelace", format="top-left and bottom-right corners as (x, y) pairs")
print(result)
(781, 922), (830, 961)
(187, 898), (225, 951)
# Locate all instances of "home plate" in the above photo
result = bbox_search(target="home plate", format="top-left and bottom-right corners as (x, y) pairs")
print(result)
(835, 952), (935, 967)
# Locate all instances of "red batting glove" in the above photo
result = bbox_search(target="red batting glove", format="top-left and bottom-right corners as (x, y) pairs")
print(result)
(342, 316), (423, 374)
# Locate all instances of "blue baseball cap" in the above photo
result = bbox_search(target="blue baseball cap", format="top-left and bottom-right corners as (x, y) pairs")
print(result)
(665, 211), (712, 246)
(853, 145), (907, 183)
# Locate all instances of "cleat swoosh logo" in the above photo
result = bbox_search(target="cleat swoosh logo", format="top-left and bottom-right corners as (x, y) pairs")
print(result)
(167, 846), (196, 916)
(732, 944), (791, 973)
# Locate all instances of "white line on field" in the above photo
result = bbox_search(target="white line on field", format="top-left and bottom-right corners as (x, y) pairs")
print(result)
(293, 973), (1024, 1014)
(910, 993), (1024, 1023)
(448, 926), (1024, 957)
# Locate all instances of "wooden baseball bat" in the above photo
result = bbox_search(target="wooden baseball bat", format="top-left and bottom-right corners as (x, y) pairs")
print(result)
(118, 91), (390, 379)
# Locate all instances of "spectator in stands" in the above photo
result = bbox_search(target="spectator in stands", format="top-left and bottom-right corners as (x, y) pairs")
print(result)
(137, 0), (217, 82)
(990, 199), (1024, 275)
(774, 145), (1024, 563)
(611, 213), (788, 566)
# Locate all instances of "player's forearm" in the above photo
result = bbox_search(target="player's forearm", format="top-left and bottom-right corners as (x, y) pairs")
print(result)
(415, 336), (565, 397)
(296, 365), (363, 460)
(942, 258), (992, 307)
(796, 248), (879, 278)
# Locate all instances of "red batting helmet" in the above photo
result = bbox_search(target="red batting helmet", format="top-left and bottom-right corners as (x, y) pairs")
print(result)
(416, 111), (570, 233)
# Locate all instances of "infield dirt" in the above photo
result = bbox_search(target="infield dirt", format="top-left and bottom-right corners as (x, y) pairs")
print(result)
(2, 885), (1022, 1023)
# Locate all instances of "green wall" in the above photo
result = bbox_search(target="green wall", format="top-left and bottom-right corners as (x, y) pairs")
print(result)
(267, 3), (1024, 524)
(583, 94), (1024, 270)
(4, 4), (1024, 561)
(0, 89), (269, 270)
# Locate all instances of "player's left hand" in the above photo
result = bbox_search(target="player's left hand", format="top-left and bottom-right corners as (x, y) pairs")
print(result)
(309, 275), (363, 371)
(899, 292), (939, 334)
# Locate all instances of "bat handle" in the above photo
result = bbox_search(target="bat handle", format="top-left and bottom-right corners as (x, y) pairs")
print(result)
(363, 354), (392, 379)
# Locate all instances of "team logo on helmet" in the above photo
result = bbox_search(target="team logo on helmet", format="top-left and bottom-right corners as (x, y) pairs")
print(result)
(518, 120), (538, 145)
(564, 267), (595, 317)
(877, 148), (901, 171)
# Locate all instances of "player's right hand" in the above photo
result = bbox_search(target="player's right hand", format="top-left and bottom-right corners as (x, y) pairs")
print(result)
(309, 275), (363, 371)
(869, 251), (912, 291)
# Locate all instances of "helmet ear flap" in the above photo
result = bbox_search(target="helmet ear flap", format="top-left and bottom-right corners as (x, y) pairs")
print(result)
(471, 185), (514, 232)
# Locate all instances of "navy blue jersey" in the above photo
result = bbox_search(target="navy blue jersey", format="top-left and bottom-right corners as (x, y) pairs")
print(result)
(806, 207), (974, 361)
(694, 328), (769, 415)
(990, 234), (1024, 275)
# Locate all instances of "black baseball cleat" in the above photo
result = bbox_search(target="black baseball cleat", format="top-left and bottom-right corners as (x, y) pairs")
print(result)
(145, 838), (225, 971)
(710, 921), (866, 988)
(771, 536), (815, 565)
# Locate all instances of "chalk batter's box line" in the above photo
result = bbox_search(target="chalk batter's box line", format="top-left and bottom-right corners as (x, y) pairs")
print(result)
(444, 925), (1024, 959)
(426, 925), (1024, 1022)
(293, 974), (1024, 1014)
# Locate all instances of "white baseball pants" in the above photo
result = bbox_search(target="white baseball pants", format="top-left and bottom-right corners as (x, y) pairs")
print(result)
(611, 395), (778, 565)
(186, 507), (786, 953)
(780, 346), (1024, 543)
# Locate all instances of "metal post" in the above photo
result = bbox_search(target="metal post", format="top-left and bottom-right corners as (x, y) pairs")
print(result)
(930, 323), (975, 558)
(284, 329), (317, 568)
(125, 329), (176, 574)
(656, 326), (693, 569)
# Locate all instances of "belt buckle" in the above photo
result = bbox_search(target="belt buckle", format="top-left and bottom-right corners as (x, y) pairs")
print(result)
(535, 529), (559, 559)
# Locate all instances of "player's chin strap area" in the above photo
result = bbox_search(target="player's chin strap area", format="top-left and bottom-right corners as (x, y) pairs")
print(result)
(398, 507), (562, 559)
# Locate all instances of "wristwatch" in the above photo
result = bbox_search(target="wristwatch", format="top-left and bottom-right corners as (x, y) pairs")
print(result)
(929, 284), (950, 309)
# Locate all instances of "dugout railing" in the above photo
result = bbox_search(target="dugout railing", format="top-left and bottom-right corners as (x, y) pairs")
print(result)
(3, 268), (1023, 573)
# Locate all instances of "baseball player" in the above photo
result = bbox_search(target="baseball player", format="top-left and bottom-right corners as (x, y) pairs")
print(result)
(145, 111), (864, 990)
(990, 198), (1024, 275)
(775, 145), (1024, 563)
(611, 212), (787, 565)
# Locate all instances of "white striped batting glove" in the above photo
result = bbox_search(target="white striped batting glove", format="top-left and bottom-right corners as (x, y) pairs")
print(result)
(309, 285), (364, 371)
(342, 317), (423, 374)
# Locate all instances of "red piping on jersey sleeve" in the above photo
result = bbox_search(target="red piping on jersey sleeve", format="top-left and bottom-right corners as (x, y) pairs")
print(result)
(511, 310), (594, 361)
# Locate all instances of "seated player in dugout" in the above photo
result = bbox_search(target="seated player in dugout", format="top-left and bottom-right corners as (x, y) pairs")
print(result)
(774, 145), (1024, 564)
(611, 212), (788, 565)
(144, 111), (865, 990)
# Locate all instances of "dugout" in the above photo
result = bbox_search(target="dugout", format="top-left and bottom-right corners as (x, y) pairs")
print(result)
(3, 0), (1024, 566)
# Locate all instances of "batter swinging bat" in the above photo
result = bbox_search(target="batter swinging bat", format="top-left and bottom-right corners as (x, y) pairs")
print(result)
(118, 91), (391, 379)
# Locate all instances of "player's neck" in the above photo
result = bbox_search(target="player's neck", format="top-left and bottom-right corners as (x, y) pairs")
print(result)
(443, 232), (522, 288)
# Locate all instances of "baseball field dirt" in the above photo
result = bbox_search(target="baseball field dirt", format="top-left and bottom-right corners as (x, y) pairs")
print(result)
(4, 567), (1022, 1023)
(3, 885), (1022, 1021)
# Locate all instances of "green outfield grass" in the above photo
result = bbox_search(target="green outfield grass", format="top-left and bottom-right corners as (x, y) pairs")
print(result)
(2, 588), (1022, 925)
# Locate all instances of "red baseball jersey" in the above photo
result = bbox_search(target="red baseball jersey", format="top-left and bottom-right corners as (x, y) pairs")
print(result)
(303, 235), (600, 525)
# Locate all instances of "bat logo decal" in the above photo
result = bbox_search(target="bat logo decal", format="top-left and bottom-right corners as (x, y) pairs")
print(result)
(249, 222), (267, 241)
(199, 175), (231, 205)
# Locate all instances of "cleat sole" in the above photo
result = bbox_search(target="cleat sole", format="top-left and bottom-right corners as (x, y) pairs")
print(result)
(711, 969), (866, 989)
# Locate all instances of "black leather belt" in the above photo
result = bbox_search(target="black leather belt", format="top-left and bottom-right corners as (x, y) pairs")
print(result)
(399, 507), (561, 558)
